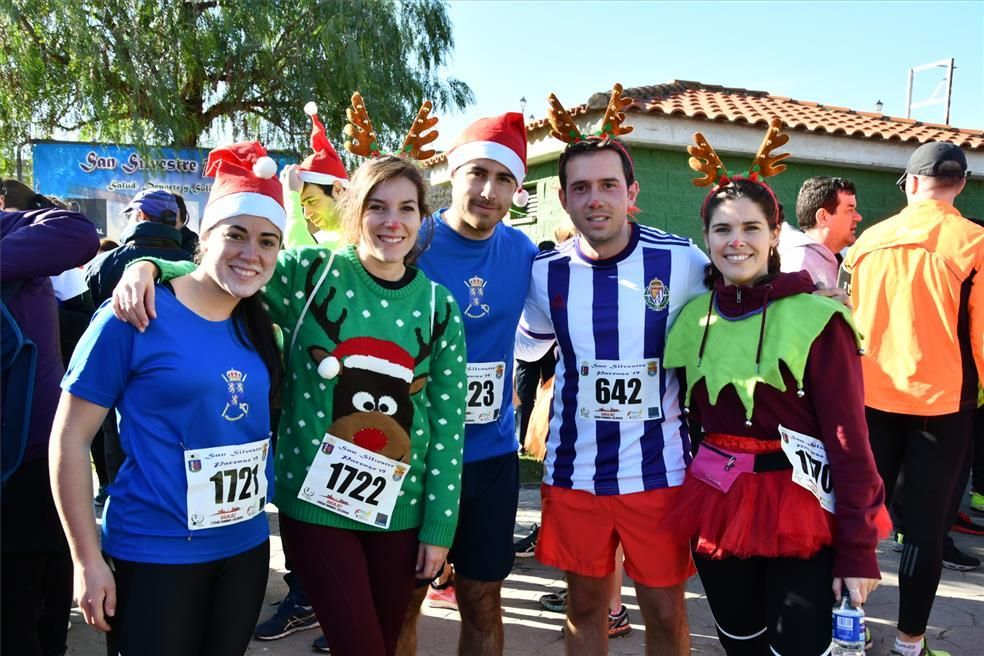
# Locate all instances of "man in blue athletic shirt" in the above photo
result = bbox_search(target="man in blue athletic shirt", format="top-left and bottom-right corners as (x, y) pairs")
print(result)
(400, 113), (538, 656)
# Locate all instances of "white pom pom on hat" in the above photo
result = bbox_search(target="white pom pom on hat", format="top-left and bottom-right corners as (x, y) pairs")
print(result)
(318, 357), (341, 380)
(513, 187), (530, 207)
(304, 101), (318, 117)
(252, 156), (277, 180)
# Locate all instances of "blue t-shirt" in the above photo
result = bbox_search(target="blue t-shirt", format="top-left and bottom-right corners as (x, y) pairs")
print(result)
(418, 211), (538, 463)
(63, 288), (272, 564)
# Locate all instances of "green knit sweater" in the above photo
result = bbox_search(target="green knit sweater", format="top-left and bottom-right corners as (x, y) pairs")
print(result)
(151, 245), (467, 547)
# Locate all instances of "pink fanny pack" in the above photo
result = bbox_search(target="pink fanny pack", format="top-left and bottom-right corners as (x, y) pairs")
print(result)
(689, 442), (756, 493)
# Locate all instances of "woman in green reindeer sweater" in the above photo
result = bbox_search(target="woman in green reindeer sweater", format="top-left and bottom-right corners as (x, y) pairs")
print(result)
(113, 156), (466, 656)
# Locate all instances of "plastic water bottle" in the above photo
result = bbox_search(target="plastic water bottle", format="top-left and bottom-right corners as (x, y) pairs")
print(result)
(831, 593), (865, 655)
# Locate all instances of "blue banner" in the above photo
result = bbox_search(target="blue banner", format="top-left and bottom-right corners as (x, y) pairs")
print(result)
(32, 141), (295, 239)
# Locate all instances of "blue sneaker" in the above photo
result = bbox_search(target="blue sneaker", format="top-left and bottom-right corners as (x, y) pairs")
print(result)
(312, 634), (330, 653)
(254, 590), (318, 640)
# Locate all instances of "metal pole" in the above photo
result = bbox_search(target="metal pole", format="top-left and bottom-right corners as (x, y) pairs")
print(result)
(905, 68), (914, 118)
(944, 58), (954, 124)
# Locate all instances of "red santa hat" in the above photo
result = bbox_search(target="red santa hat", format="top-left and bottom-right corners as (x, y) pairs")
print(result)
(200, 141), (286, 234)
(299, 101), (349, 187)
(446, 112), (530, 206)
(317, 336), (416, 382)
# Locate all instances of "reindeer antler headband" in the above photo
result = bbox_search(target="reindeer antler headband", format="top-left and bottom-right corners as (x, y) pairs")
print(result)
(547, 83), (633, 144)
(689, 117), (790, 218)
(689, 118), (789, 188)
(343, 92), (439, 160)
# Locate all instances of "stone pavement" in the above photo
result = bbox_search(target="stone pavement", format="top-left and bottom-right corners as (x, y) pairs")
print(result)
(66, 486), (984, 655)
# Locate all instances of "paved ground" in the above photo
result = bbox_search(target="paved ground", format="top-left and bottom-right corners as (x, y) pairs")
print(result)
(66, 486), (984, 655)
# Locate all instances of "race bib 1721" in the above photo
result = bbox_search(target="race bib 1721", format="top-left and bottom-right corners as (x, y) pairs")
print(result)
(185, 437), (270, 531)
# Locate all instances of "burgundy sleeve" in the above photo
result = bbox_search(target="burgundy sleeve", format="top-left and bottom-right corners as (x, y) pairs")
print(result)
(805, 314), (885, 578)
(0, 209), (100, 281)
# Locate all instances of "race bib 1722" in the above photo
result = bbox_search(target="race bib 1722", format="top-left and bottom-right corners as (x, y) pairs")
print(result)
(298, 434), (409, 528)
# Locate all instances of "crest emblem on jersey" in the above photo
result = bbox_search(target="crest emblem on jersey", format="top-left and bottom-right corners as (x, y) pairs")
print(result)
(644, 277), (669, 312)
(187, 458), (202, 473)
(580, 361), (590, 376)
(221, 368), (249, 421)
(647, 360), (659, 377)
(393, 464), (408, 482)
(495, 364), (504, 379)
(321, 440), (335, 456)
(464, 275), (490, 318)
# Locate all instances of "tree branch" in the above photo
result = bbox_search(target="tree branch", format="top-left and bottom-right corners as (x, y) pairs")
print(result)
(17, 14), (69, 66)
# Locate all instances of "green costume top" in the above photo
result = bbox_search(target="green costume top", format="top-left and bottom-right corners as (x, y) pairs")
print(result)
(150, 245), (467, 547)
(665, 291), (860, 421)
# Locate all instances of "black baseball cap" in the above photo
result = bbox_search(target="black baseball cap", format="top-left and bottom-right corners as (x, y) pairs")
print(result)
(896, 141), (969, 186)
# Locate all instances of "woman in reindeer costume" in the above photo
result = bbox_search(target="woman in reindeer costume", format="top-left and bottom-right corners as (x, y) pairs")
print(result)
(664, 120), (887, 655)
(113, 95), (466, 656)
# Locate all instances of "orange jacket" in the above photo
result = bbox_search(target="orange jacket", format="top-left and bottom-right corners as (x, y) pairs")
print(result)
(843, 200), (984, 416)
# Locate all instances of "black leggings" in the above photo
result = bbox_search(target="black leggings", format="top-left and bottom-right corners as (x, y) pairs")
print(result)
(972, 406), (984, 493)
(695, 548), (834, 656)
(866, 406), (973, 636)
(106, 540), (269, 656)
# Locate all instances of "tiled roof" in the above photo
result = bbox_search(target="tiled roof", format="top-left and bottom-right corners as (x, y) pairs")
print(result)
(422, 80), (983, 167)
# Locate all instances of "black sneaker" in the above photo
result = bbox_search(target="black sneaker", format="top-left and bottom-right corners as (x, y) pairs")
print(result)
(254, 590), (319, 640)
(514, 524), (539, 558)
(312, 634), (330, 653)
(942, 542), (981, 571)
(953, 511), (984, 536)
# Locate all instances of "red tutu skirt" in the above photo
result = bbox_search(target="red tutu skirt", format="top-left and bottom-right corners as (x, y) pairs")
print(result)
(666, 466), (835, 560)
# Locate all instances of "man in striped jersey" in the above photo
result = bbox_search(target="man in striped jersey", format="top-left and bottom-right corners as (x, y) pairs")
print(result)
(516, 137), (708, 655)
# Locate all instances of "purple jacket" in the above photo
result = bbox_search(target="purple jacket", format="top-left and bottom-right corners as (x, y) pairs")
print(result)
(1, 208), (99, 462)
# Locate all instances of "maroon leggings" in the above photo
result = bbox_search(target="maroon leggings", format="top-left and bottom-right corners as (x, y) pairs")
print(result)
(280, 516), (418, 656)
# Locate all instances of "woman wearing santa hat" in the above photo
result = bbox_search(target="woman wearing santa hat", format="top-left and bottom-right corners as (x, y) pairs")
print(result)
(49, 141), (286, 656)
(110, 134), (467, 654)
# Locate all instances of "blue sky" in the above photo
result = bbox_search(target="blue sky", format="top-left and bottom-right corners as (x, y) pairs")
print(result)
(432, 0), (983, 149)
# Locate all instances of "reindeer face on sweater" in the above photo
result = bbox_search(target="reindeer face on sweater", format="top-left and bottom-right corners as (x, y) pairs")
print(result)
(310, 344), (425, 463)
(302, 255), (453, 463)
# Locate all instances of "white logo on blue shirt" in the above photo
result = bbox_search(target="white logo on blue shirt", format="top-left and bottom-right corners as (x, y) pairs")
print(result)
(464, 275), (490, 318)
(221, 368), (250, 421)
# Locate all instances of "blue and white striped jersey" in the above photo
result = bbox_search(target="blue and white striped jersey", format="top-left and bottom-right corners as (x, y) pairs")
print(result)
(516, 223), (709, 495)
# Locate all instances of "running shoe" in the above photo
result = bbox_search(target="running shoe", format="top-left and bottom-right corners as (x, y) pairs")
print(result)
(970, 490), (984, 513)
(888, 638), (951, 655)
(254, 590), (319, 640)
(514, 524), (539, 558)
(942, 542), (981, 571)
(608, 605), (632, 639)
(427, 581), (458, 611)
(539, 589), (567, 613)
(953, 511), (984, 535)
(312, 634), (330, 653)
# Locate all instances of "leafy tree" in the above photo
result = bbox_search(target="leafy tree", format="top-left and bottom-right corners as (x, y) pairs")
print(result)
(0, 0), (472, 172)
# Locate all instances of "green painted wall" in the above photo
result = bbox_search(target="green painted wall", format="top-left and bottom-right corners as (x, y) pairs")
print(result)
(517, 147), (984, 246)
